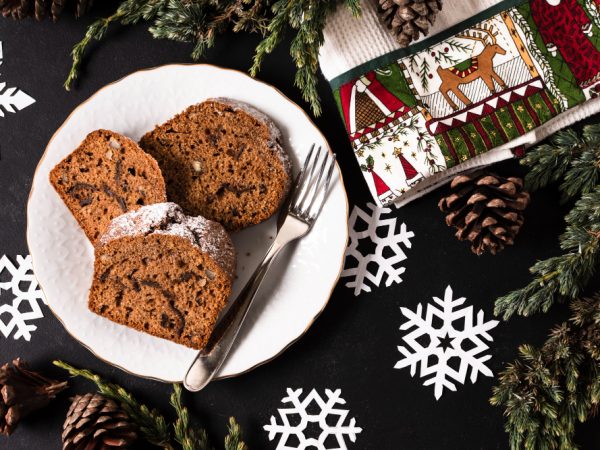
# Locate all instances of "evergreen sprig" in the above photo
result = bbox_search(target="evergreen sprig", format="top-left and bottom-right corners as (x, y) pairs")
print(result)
(490, 293), (600, 450)
(170, 383), (212, 450)
(224, 417), (247, 450)
(170, 384), (247, 450)
(494, 125), (600, 320)
(65, 0), (361, 116)
(64, 0), (165, 91)
(521, 124), (600, 201)
(54, 360), (173, 448)
(54, 361), (246, 450)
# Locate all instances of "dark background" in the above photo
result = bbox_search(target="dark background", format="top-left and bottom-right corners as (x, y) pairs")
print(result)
(1, 4), (599, 449)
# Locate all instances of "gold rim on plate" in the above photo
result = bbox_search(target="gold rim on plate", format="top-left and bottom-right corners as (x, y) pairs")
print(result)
(26, 63), (350, 383)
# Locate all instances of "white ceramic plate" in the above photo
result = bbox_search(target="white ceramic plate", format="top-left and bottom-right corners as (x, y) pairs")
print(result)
(27, 65), (348, 382)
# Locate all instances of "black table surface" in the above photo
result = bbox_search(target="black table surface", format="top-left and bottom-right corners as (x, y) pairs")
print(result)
(1, 6), (599, 449)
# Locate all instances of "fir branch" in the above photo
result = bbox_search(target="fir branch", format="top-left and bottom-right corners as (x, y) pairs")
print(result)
(53, 362), (245, 450)
(289, 3), (331, 117)
(232, 0), (270, 34)
(560, 140), (600, 203)
(521, 128), (585, 193)
(53, 360), (173, 449)
(491, 293), (600, 450)
(224, 417), (247, 450)
(64, 0), (164, 91)
(495, 187), (600, 319)
(495, 126), (600, 320)
(64, 10), (124, 91)
(65, 0), (361, 116)
(522, 124), (600, 196)
(250, 0), (347, 115)
(151, 0), (217, 60)
(170, 383), (212, 450)
(249, 0), (289, 77)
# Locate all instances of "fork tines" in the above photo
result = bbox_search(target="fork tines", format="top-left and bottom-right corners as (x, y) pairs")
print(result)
(290, 145), (336, 222)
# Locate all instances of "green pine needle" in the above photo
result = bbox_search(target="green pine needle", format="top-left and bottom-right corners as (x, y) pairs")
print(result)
(169, 384), (247, 450)
(520, 133), (581, 193)
(64, 0), (158, 91)
(170, 383), (213, 450)
(65, 0), (362, 116)
(53, 360), (173, 449)
(494, 125), (600, 447)
(64, 13), (122, 91)
(495, 126), (600, 320)
(491, 293), (600, 450)
(54, 362), (245, 450)
(224, 417), (247, 450)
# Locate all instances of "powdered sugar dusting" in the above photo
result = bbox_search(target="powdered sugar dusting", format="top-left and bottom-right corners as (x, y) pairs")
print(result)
(100, 202), (235, 279)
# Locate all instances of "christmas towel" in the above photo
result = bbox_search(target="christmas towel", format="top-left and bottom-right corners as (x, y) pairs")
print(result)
(320, 0), (600, 207)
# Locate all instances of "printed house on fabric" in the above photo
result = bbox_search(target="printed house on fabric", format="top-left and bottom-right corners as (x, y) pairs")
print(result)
(334, 0), (600, 206)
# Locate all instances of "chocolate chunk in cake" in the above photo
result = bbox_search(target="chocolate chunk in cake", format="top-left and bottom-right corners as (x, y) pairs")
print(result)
(89, 203), (236, 350)
(49, 129), (167, 243)
(139, 98), (292, 232)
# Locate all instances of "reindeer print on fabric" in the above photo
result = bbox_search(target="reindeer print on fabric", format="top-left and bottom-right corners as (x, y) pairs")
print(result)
(398, 12), (565, 166)
(333, 0), (600, 207)
(437, 25), (508, 111)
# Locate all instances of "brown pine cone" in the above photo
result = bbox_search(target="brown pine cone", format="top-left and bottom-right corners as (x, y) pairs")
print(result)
(0, 0), (93, 21)
(439, 171), (531, 256)
(63, 392), (137, 450)
(377, 0), (443, 48)
(0, 358), (68, 435)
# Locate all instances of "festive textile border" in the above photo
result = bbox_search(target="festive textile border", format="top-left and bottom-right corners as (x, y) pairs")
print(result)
(332, 0), (600, 205)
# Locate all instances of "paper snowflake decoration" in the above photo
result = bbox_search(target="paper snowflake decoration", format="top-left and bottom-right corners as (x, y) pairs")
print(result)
(394, 286), (499, 400)
(0, 255), (47, 341)
(341, 203), (415, 295)
(264, 388), (362, 450)
(0, 42), (36, 118)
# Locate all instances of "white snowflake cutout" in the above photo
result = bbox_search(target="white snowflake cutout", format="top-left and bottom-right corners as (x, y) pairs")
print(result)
(0, 255), (47, 341)
(264, 388), (362, 450)
(394, 286), (499, 400)
(341, 203), (415, 295)
(0, 42), (36, 118)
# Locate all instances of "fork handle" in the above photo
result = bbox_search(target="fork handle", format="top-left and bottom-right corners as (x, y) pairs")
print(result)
(183, 235), (288, 391)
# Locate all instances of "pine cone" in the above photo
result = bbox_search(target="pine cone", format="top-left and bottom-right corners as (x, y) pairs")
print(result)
(63, 392), (137, 450)
(0, 358), (68, 435)
(0, 0), (93, 21)
(438, 171), (530, 256)
(377, 0), (443, 48)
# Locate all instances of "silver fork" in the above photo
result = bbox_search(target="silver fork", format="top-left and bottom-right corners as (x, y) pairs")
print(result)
(183, 145), (336, 391)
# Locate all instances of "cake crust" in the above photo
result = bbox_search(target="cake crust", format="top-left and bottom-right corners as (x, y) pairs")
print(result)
(89, 203), (236, 350)
(49, 129), (167, 243)
(139, 98), (292, 232)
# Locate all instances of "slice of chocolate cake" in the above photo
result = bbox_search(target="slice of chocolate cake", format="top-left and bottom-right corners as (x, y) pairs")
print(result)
(49, 129), (167, 243)
(139, 98), (292, 232)
(89, 203), (236, 350)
